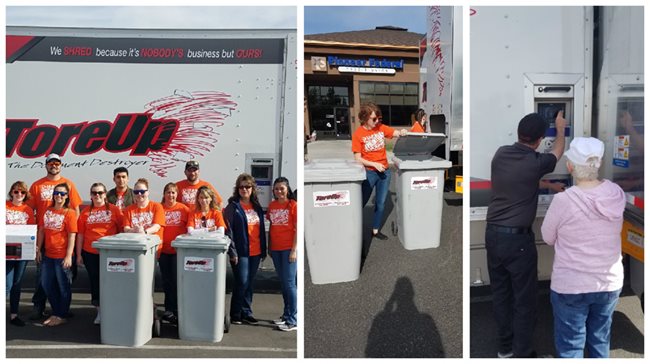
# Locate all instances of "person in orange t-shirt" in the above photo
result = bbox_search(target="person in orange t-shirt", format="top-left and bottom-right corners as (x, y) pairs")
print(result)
(76, 182), (122, 325)
(411, 108), (427, 133)
(36, 183), (78, 327)
(176, 160), (223, 210)
(266, 177), (297, 331)
(158, 182), (190, 323)
(187, 186), (226, 233)
(6, 181), (36, 327)
(351, 103), (406, 240)
(223, 173), (267, 325)
(122, 178), (165, 253)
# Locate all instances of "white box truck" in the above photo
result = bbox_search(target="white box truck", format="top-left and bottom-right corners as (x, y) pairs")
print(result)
(6, 26), (297, 208)
(469, 7), (644, 302)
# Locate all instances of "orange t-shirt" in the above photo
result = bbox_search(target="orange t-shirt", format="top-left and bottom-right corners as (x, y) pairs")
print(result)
(351, 124), (396, 170)
(266, 199), (297, 251)
(187, 209), (226, 230)
(123, 201), (166, 252)
(162, 203), (190, 255)
(28, 176), (82, 222)
(41, 207), (78, 259)
(410, 122), (425, 133)
(78, 204), (123, 254)
(175, 180), (223, 211)
(6, 201), (35, 225)
(241, 202), (261, 256)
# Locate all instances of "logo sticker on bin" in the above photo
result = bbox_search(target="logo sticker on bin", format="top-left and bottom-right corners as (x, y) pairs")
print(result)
(184, 257), (214, 272)
(411, 176), (438, 190)
(313, 190), (350, 207)
(107, 258), (135, 273)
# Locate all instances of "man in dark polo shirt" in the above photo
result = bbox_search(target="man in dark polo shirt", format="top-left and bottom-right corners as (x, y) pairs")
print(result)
(486, 111), (566, 358)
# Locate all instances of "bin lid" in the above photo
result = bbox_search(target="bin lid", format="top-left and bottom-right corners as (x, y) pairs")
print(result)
(92, 233), (161, 251)
(171, 232), (231, 251)
(393, 132), (446, 161)
(393, 155), (452, 170)
(304, 158), (366, 183)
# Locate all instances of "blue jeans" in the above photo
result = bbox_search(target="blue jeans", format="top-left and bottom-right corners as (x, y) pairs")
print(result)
(158, 253), (177, 314)
(6, 260), (28, 314)
(229, 255), (261, 320)
(40, 256), (72, 318)
(271, 250), (297, 325)
(362, 169), (391, 230)
(81, 251), (100, 307)
(550, 289), (621, 358)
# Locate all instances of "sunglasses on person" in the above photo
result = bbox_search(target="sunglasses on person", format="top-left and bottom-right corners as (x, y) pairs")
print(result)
(201, 216), (207, 228)
(52, 191), (68, 197)
(12, 190), (26, 195)
(91, 191), (106, 196)
(133, 189), (148, 195)
(238, 185), (253, 190)
(47, 161), (62, 167)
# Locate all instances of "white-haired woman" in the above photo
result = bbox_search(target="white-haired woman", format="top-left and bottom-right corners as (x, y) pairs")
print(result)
(541, 137), (626, 358)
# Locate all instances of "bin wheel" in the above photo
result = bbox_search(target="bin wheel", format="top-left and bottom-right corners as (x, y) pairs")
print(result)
(391, 221), (398, 236)
(153, 318), (161, 337)
(224, 315), (230, 333)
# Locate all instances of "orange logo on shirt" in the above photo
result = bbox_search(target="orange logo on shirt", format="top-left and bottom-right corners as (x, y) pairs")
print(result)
(6, 210), (30, 225)
(245, 209), (260, 225)
(131, 212), (153, 228)
(165, 210), (183, 226)
(43, 210), (65, 230)
(269, 209), (289, 225)
(362, 132), (385, 152)
(39, 185), (55, 201)
(87, 210), (113, 224)
(181, 188), (196, 205)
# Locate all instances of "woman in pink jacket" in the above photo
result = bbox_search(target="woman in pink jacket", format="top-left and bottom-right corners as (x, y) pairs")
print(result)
(541, 137), (626, 358)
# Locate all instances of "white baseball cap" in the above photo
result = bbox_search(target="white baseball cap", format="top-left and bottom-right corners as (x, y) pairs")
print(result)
(45, 153), (62, 163)
(565, 137), (604, 167)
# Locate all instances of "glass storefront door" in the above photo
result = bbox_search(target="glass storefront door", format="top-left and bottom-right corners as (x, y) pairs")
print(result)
(307, 85), (350, 140)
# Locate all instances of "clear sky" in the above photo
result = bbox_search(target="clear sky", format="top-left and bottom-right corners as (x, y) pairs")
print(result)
(305, 6), (426, 35)
(6, 6), (296, 29)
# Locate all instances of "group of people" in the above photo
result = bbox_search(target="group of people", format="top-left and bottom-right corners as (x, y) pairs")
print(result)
(486, 111), (626, 358)
(6, 155), (297, 333)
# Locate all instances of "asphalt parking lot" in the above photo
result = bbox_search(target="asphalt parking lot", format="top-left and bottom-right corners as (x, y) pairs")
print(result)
(304, 180), (463, 358)
(6, 260), (297, 358)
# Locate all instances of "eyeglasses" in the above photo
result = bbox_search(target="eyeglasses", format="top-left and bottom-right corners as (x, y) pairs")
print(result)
(12, 190), (26, 195)
(201, 216), (207, 228)
(370, 117), (378, 122)
(52, 191), (68, 197)
(91, 191), (105, 196)
(47, 161), (61, 167)
(238, 185), (253, 190)
(133, 189), (148, 195)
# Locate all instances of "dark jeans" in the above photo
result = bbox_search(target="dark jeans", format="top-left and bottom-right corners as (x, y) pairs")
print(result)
(41, 256), (72, 318)
(271, 250), (297, 325)
(362, 169), (391, 230)
(6, 260), (28, 314)
(81, 251), (100, 307)
(229, 255), (261, 320)
(31, 262), (48, 311)
(158, 253), (177, 314)
(485, 227), (538, 358)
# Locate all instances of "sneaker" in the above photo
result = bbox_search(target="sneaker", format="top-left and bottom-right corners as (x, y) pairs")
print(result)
(242, 316), (259, 325)
(372, 231), (389, 240)
(277, 323), (297, 332)
(230, 317), (243, 325)
(272, 317), (286, 325)
(497, 351), (513, 359)
(29, 308), (46, 321)
(93, 312), (100, 325)
(161, 312), (178, 325)
(10, 317), (25, 327)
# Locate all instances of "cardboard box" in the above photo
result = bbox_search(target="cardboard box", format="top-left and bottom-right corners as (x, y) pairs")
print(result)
(6, 225), (37, 260)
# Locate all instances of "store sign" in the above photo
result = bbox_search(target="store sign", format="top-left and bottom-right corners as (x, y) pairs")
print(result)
(338, 66), (396, 74)
(327, 55), (404, 69)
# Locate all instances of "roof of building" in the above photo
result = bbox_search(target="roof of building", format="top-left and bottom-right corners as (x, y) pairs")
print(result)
(305, 26), (424, 49)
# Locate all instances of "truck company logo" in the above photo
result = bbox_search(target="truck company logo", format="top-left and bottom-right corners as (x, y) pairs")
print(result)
(165, 210), (183, 226)
(43, 210), (65, 230)
(313, 190), (351, 208)
(269, 208), (289, 225)
(411, 176), (438, 190)
(428, 6), (446, 97)
(362, 132), (386, 153)
(87, 209), (114, 224)
(130, 212), (153, 229)
(244, 209), (260, 225)
(6, 210), (30, 225)
(107, 258), (135, 273)
(184, 256), (214, 272)
(181, 188), (198, 205)
(6, 90), (238, 177)
(39, 185), (55, 202)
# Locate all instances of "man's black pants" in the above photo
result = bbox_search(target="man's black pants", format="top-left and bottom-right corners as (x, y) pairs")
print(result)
(485, 225), (538, 358)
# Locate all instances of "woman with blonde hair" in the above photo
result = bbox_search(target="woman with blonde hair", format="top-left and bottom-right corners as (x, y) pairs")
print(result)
(187, 185), (226, 234)
(223, 173), (266, 325)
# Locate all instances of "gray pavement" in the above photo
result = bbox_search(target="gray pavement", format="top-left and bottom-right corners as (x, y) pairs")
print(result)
(6, 260), (296, 358)
(304, 140), (462, 358)
(470, 285), (645, 358)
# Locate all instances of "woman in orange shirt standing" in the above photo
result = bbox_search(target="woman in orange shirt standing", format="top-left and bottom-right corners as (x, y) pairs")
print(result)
(122, 178), (165, 244)
(187, 186), (226, 234)
(76, 182), (123, 325)
(267, 177), (297, 331)
(352, 103), (406, 240)
(6, 181), (36, 326)
(160, 182), (190, 324)
(36, 183), (78, 327)
(411, 108), (427, 133)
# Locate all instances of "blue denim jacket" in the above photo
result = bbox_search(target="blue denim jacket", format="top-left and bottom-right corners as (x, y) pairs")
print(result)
(223, 197), (267, 259)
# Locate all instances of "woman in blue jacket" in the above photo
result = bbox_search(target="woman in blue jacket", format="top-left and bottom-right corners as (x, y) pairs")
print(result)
(223, 173), (267, 325)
